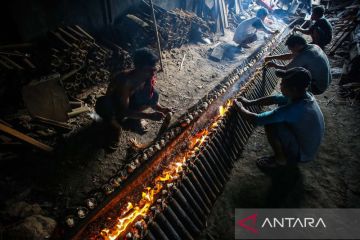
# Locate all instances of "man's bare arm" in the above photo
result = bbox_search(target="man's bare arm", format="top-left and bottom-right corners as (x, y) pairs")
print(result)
(116, 87), (163, 121)
(254, 19), (279, 35)
(237, 96), (279, 107)
(233, 100), (257, 124)
(294, 26), (312, 35)
(265, 61), (287, 70)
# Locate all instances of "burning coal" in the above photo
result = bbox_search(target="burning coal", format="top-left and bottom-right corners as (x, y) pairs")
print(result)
(68, 21), (294, 240)
(97, 101), (232, 240)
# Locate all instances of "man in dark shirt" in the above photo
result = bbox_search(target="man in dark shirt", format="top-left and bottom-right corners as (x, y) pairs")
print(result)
(294, 5), (333, 49)
(265, 34), (331, 95)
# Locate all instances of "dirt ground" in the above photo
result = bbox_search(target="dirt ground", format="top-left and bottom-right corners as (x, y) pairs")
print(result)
(199, 54), (360, 240)
(50, 29), (274, 207)
(1, 16), (359, 240)
(0, 25), (280, 221)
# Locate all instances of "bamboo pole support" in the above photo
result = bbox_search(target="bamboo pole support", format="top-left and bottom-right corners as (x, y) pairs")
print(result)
(149, 0), (164, 72)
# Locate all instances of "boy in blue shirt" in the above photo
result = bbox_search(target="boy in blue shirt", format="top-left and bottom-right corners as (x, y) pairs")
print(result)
(234, 67), (324, 168)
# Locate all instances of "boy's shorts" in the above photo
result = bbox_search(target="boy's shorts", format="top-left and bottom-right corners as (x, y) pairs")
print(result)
(129, 90), (159, 110)
(95, 90), (159, 122)
(266, 123), (301, 164)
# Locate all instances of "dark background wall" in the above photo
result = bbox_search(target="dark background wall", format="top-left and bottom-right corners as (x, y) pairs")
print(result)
(0, 0), (144, 44)
(153, 0), (184, 10)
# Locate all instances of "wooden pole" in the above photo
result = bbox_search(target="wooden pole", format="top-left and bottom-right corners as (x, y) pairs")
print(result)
(67, 106), (90, 118)
(0, 123), (53, 152)
(149, 0), (164, 72)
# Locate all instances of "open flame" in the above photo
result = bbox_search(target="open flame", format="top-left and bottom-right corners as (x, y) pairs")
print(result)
(219, 100), (233, 117)
(100, 189), (155, 240)
(98, 100), (233, 239)
(219, 106), (226, 116)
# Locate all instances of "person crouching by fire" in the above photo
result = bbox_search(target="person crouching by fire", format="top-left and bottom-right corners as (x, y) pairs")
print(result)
(234, 67), (324, 169)
(233, 8), (279, 49)
(95, 48), (171, 149)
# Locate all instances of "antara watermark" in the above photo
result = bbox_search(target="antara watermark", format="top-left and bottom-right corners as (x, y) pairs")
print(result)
(261, 217), (327, 228)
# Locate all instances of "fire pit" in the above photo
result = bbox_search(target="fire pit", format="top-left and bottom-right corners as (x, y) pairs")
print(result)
(65, 20), (299, 240)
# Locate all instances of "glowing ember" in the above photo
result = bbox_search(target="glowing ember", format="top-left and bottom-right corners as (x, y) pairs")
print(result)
(219, 100), (233, 117)
(97, 100), (233, 239)
(219, 106), (226, 116)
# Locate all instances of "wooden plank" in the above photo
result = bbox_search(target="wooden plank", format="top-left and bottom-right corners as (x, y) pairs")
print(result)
(0, 56), (24, 70)
(33, 116), (72, 131)
(74, 25), (94, 40)
(69, 101), (82, 108)
(327, 3), (349, 12)
(61, 66), (84, 81)
(66, 26), (87, 40)
(220, 0), (228, 28)
(58, 27), (80, 43)
(126, 14), (149, 28)
(0, 43), (32, 49)
(67, 106), (90, 118)
(23, 76), (71, 122)
(0, 123), (53, 152)
(0, 58), (13, 69)
(234, 0), (242, 14)
(0, 119), (12, 127)
(329, 25), (357, 55)
(214, 0), (223, 34)
(218, 0), (225, 33)
(50, 31), (72, 47)
(23, 58), (36, 69)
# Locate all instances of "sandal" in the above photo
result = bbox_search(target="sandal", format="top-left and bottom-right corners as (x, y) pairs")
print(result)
(256, 156), (278, 169)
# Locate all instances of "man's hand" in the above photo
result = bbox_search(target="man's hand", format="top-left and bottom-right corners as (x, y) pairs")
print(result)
(293, 26), (300, 32)
(148, 112), (165, 121)
(236, 96), (252, 106)
(264, 56), (274, 62)
(233, 99), (245, 112)
(233, 99), (257, 124)
(154, 104), (173, 114)
(160, 107), (173, 114)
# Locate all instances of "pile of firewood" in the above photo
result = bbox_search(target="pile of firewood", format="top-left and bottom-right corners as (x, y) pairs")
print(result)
(0, 25), (133, 104)
(48, 25), (134, 97)
(0, 25), (135, 153)
(325, 0), (360, 102)
(157, 9), (212, 49)
(48, 26), (112, 96)
(115, 1), (213, 50)
(0, 44), (36, 71)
